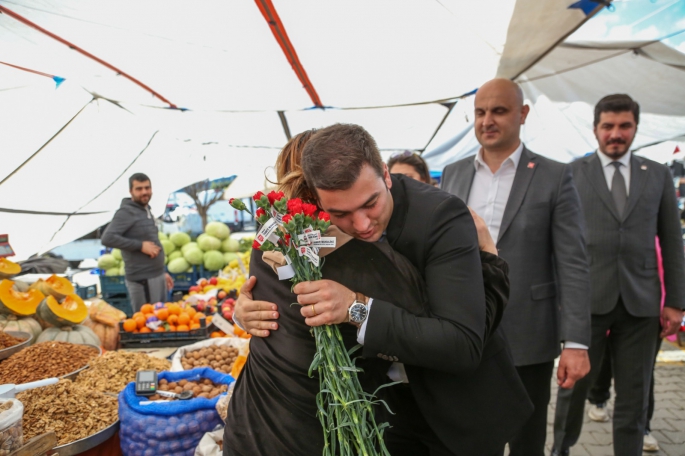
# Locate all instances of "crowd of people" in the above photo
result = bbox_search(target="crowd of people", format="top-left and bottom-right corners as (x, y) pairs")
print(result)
(102, 77), (685, 456)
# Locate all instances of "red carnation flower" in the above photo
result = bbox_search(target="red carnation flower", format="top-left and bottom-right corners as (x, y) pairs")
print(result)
(284, 233), (291, 245)
(229, 198), (235, 205)
(287, 198), (304, 215)
(253, 191), (265, 202)
(256, 208), (266, 218)
(302, 203), (317, 217)
(252, 240), (261, 249)
(318, 211), (331, 222)
(267, 190), (285, 205)
(282, 214), (293, 225)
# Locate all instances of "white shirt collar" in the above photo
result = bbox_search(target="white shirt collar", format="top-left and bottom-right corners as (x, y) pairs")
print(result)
(474, 142), (525, 171)
(597, 149), (632, 168)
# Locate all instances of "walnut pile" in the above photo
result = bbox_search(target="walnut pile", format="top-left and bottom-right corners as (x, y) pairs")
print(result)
(75, 351), (170, 393)
(16, 379), (118, 446)
(0, 342), (99, 384)
(148, 378), (228, 401)
(181, 345), (240, 374)
(0, 400), (22, 456)
(0, 332), (26, 350)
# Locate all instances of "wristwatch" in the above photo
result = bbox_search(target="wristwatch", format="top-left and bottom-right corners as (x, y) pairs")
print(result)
(348, 292), (369, 327)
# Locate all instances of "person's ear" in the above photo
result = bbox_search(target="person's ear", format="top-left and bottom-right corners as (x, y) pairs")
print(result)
(520, 104), (530, 125)
(383, 164), (392, 189)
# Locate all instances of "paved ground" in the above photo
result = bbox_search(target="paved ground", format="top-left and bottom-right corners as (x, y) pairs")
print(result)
(541, 339), (685, 456)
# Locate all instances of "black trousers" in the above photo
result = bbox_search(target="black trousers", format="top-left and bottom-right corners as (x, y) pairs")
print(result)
(378, 383), (505, 456)
(553, 299), (659, 456)
(587, 333), (662, 431)
(506, 361), (555, 456)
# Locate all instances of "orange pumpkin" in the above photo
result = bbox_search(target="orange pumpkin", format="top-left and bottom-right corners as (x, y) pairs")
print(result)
(82, 317), (120, 350)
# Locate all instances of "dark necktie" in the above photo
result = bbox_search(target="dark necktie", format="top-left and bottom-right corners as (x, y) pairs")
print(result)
(610, 161), (627, 217)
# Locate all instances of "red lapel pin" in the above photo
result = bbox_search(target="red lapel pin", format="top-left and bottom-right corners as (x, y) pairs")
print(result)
(527, 162), (535, 169)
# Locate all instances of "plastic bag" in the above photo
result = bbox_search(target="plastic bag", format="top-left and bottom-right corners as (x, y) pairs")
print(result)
(170, 338), (250, 372)
(118, 368), (234, 456)
(0, 398), (23, 454)
(194, 427), (224, 456)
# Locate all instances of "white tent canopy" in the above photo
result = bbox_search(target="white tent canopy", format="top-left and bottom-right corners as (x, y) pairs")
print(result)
(424, 0), (685, 168)
(1, 0), (672, 260)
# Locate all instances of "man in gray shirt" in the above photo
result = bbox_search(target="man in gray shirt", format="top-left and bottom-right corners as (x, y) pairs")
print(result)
(102, 173), (173, 311)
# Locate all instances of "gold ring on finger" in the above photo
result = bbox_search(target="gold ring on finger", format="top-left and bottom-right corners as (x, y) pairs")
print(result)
(311, 304), (317, 316)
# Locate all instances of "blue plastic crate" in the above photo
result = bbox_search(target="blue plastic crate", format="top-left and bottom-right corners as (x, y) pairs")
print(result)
(106, 293), (133, 318)
(167, 266), (199, 291)
(99, 274), (128, 297)
(75, 284), (97, 300)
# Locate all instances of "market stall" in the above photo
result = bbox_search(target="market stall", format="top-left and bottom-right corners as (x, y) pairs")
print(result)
(0, 248), (251, 456)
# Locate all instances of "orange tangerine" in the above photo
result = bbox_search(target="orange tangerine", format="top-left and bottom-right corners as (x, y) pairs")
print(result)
(189, 323), (201, 330)
(154, 326), (165, 332)
(167, 314), (179, 326)
(167, 304), (181, 316)
(132, 312), (144, 320)
(177, 313), (191, 326)
(185, 307), (197, 318)
(134, 315), (147, 329)
(139, 327), (152, 333)
(155, 308), (169, 321)
(177, 324), (189, 332)
(123, 319), (137, 332)
(192, 313), (205, 323)
(140, 304), (154, 315)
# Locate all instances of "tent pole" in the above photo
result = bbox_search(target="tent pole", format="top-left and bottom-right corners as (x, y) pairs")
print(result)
(278, 111), (292, 140)
(0, 5), (178, 109)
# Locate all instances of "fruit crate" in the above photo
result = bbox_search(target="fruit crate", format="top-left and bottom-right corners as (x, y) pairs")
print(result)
(74, 284), (97, 300)
(99, 274), (128, 296)
(106, 293), (133, 318)
(118, 319), (209, 348)
(167, 266), (199, 292)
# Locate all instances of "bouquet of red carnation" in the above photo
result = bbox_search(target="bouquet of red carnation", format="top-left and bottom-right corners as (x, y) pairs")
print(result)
(230, 191), (391, 456)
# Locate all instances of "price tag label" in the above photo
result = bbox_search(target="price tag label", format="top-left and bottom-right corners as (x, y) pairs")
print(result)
(256, 218), (278, 245)
(211, 313), (235, 335)
(271, 207), (284, 225)
(312, 237), (336, 248)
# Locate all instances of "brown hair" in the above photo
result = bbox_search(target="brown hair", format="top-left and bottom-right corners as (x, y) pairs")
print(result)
(594, 94), (640, 127)
(301, 124), (385, 191)
(387, 151), (431, 184)
(274, 130), (318, 202)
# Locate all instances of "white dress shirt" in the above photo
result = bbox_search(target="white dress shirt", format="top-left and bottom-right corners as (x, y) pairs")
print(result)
(467, 142), (524, 242)
(597, 149), (632, 194)
(467, 142), (587, 351)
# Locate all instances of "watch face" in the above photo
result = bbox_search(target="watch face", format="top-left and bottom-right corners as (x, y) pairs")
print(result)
(349, 302), (368, 323)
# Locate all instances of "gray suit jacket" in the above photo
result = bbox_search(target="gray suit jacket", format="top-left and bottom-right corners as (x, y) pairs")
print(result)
(571, 153), (685, 316)
(442, 147), (591, 366)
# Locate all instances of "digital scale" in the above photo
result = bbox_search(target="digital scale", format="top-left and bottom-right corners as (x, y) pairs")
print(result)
(0, 234), (15, 258)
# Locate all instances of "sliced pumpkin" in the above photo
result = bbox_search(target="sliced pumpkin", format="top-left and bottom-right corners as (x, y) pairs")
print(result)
(29, 275), (74, 300)
(36, 294), (88, 327)
(0, 258), (21, 279)
(0, 279), (45, 317)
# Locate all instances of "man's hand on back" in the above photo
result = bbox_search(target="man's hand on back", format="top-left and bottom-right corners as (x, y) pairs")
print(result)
(234, 276), (280, 337)
(165, 273), (174, 292)
(141, 241), (161, 258)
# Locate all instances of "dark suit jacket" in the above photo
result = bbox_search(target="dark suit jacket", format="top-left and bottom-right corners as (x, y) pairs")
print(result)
(572, 153), (685, 315)
(364, 175), (533, 455)
(441, 147), (591, 366)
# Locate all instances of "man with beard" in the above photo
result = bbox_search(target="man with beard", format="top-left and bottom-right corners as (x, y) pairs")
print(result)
(102, 173), (173, 312)
(552, 94), (685, 456)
